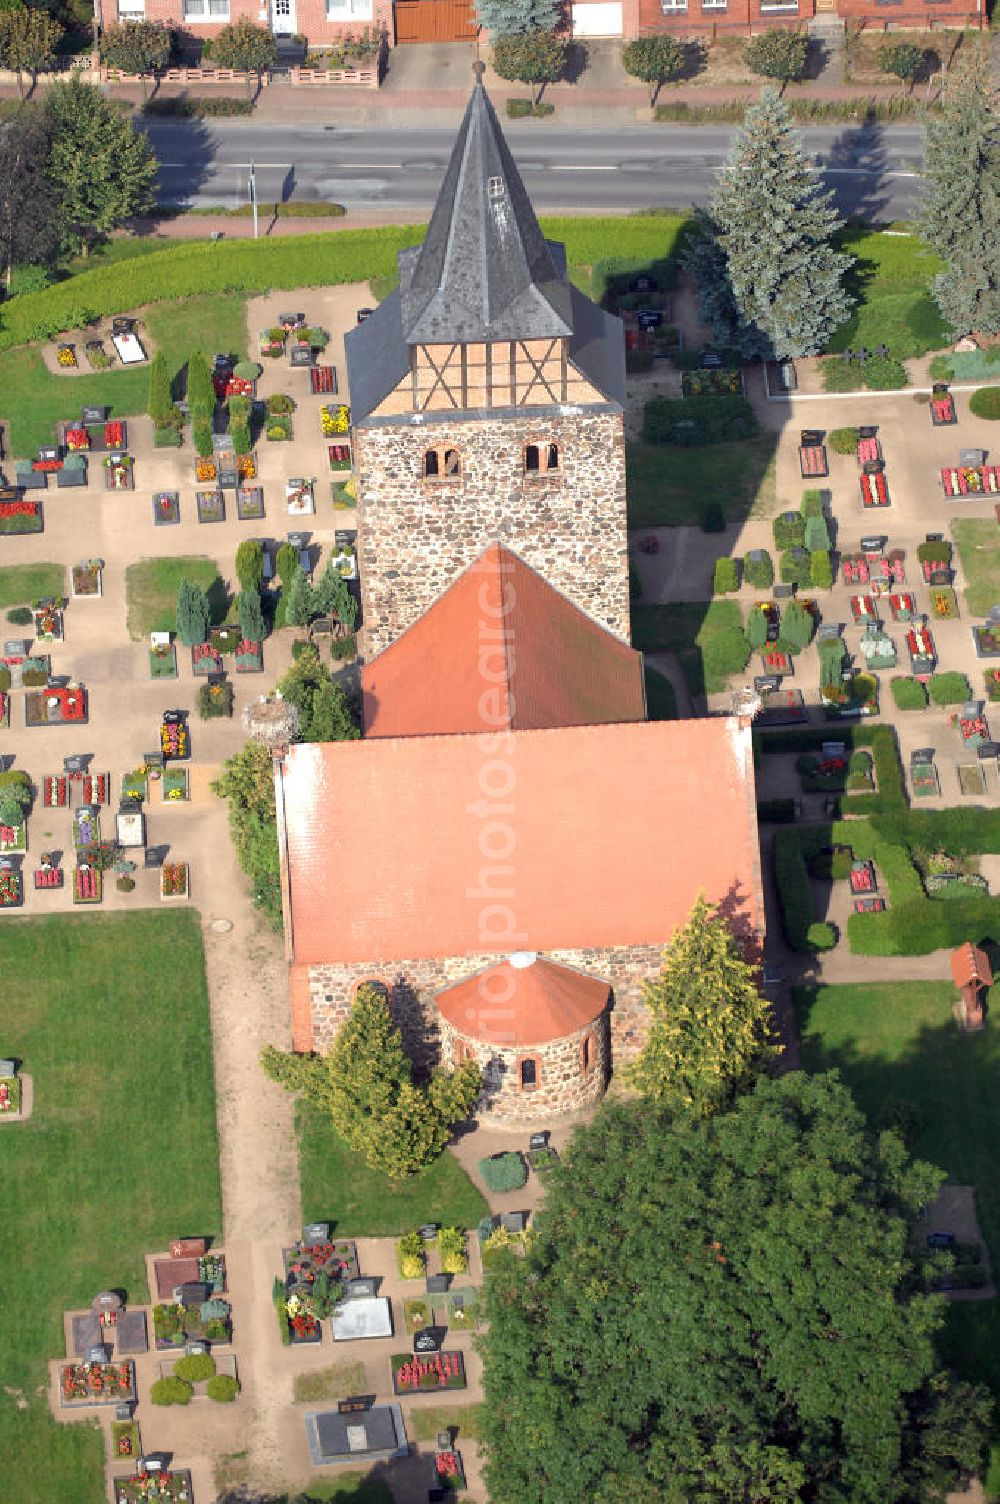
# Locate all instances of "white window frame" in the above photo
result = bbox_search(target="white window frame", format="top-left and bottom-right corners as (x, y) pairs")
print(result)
(701, 0), (727, 10)
(758, 0), (798, 9)
(183, 0), (230, 19)
(326, 0), (373, 15)
(117, 0), (146, 16)
(660, 0), (688, 11)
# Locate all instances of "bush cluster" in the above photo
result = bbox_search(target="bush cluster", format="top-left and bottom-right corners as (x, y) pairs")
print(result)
(970, 386), (1000, 420)
(478, 1152), (528, 1192)
(643, 394), (758, 446)
(743, 550), (773, 589)
(713, 557), (740, 594)
(891, 676), (928, 710)
(928, 671), (971, 706)
(760, 725), (906, 816)
(828, 427), (860, 455)
(773, 511), (806, 551)
(772, 828), (815, 951)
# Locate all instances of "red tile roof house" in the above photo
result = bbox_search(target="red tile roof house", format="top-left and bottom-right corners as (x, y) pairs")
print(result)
(272, 78), (763, 1124)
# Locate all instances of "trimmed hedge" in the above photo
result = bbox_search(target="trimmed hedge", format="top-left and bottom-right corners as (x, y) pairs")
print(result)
(829, 427), (859, 454)
(151, 1376), (193, 1406)
(207, 1374), (240, 1402)
(757, 798), (796, 823)
(773, 827), (814, 951)
(713, 557), (740, 594)
(800, 489), (825, 518)
(758, 724), (906, 815)
(969, 386), (1000, 420)
(743, 549), (773, 589)
(804, 514), (831, 553)
(807, 921), (838, 950)
(891, 676), (927, 710)
(810, 550), (833, 590)
(0, 216), (685, 353)
(779, 548), (812, 587)
(773, 511), (806, 550)
(175, 1353), (216, 1382)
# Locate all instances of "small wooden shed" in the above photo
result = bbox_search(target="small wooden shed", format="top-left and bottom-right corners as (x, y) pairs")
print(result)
(950, 943), (992, 1032)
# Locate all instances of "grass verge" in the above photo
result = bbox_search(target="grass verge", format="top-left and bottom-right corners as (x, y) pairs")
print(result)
(293, 1361), (367, 1404)
(407, 1401), (485, 1442)
(0, 562), (65, 607)
(626, 436), (777, 528)
(631, 600), (749, 696)
(297, 1100), (488, 1236)
(953, 517), (1000, 618)
(125, 555), (229, 639)
(0, 911), (221, 1504)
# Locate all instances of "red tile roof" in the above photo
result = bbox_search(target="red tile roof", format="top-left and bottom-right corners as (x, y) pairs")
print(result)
(951, 942), (993, 990)
(279, 718), (760, 966)
(437, 955), (610, 1047)
(362, 542), (645, 738)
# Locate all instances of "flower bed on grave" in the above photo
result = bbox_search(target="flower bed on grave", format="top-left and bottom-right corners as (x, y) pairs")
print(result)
(849, 860), (877, 894)
(860, 471), (890, 508)
(321, 404), (350, 437)
(931, 389), (956, 426)
(111, 1420), (139, 1461)
(103, 454), (133, 491)
(0, 1074), (20, 1112)
(974, 625), (1000, 659)
(191, 642), (222, 676)
(857, 435), (882, 467)
(196, 490), (225, 524)
(283, 1238), (359, 1294)
(265, 414), (292, 442)
(327, 442), (351, 473)
(73, 865), (103, 904)
(57, 343), (77, 369)
(79, 771), (108, 804)
(0, 692), (8, 730)
(237, 453), (256, 482)
(236, 487), (265, 521)
(310, 365), (336, 395)
(0, 866), (22, 906)
(435, 1450), (465, 1488)
(34, 863), (63, 889)
(195, 457), (217, 484)
(121, 768), (148, 801)
(798, 441), (827, 479)
(161, 718), (189, 759)
(162, 767), (189, 802)
(60, 1360), (134, 1405)
(850, 595), (877, 624)
(330, 546), (357, 580)
(391, 1351), (466, 1394)
(25, 686), (87, 726)
(114, 1468), (193, 1503)
(33, 603), (63, 640)
(930, 588), (959, 620)
(958, 712), (990, 746)
(0, 499), (42, 535)
(286, 478), (315, 515)
(210, 625), (241, 656)
(234, 640), (263, 673)
(907, 625), (936, 675)
(941, 465), (1000, 497)
(161, 861), (188, 899)
(0, 821), (26, 853)
(285, 1296), (322, 1344)
(71, 561), (102, 597)
(70, 804), (102, 842)
(150, 644), (178, 680)
(890, 593), (917, 622)
(153, 491), (180, 527)
(153, 1299), (232, 1349)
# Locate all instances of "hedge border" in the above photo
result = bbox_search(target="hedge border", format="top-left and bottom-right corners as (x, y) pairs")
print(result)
(757, 724), (906, 815)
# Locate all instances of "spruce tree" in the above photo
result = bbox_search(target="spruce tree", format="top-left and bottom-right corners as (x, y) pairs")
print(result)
(284, 566), (315, 630)
(314, 560), (358, 633)
(682, 89), (854, 359)
(147, 353), (173, 428)
(185, 351), (215, 419)
(920, 55), (1000, 336)
(176, 578), (210, 646)
(237, 589), (265, 645)
(476, 0), (557, 36)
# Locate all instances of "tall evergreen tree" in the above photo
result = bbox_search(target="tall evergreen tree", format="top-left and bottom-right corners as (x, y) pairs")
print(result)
(682, 89), (854, 359)
(314, 560), (358, 634)
(175, 577), (210, 646)
(283, 566), (315, 630)
(475, 0), (557, 36)
(920, 55), (1000, 336)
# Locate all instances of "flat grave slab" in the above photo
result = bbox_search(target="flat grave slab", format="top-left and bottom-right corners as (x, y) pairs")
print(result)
(115, 1312), (148, 1356)
(70, 1313), (102, 1355)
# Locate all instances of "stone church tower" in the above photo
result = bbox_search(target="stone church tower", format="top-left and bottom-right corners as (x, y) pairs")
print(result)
(345, 67), (630, 660)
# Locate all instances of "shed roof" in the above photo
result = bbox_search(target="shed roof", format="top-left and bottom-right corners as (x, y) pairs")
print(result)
(951, 942), (993, 989)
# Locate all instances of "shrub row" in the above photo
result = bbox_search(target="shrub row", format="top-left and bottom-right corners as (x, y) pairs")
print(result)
(642, 394), (758, 446)
(848, 894), (1000, 955)
(758, 724), (906, 815)
(0, 216), (681, 352)
(772, 828), (815, 952)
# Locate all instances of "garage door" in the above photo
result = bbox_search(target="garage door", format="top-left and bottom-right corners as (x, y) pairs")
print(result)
(571, 1), (622, 34)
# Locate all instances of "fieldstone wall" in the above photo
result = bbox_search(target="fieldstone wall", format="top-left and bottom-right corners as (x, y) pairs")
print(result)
(301, 941), (663, 1072)
(353, 408), (629, 659)
(439, 1012), (610, 1123)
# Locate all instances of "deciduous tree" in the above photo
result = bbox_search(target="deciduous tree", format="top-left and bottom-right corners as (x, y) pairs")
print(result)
(0, 6), (61, 98)
(0, 107), (57, 290)
(744, 29), (807, 87)
(210, 17), (277, 99)
(479, 1074), (991, 1502)
(262, 984), (482, 1179)
(622, 35), (684, 107)
(682, 89), (854, 358)
(920, 55), (1000, 336)
(44, 76), (156, 255)
(491, 30), (565, 105)
(99, 20), (172, 101)
(629, 894), (778, 1113)
(877, 40), (924, 93)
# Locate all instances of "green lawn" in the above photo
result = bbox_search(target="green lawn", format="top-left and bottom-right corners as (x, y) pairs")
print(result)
(125, 555), (230, 639)
(952, 518), (1000, 618)
(0, 293), (248, 457)
(827, 229), (950, 360)
(631, 600), (750, 696)
(297, 1100), (488, 1236)
(0, 562), (65, 608)
(794, 980), (1000, 1491)
(407, 1401), (485, 1442)
(626, 436), (777, 529)
(0, 912), (221, 1504)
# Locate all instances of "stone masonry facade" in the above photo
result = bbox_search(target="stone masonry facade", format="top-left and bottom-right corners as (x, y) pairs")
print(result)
(301, 940), (662, 1102)
(439, 1012), (610, 1123)
(354, 408), (629, 660)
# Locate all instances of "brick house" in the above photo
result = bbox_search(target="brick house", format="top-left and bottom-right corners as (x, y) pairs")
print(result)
(571, 0), (981, 40)
(109, 0), (390, 52)
(274, 74), (763, 1123)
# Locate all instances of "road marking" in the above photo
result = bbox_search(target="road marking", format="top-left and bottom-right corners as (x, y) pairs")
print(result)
(336, 162), (404, 168)
(549, 164), (618, 171)
(824, 166), (918, 178)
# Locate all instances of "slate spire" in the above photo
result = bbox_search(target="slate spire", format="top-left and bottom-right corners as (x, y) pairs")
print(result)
(399, 68), (573, 345)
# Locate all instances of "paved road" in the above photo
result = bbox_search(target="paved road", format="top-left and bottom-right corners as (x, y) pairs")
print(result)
(146, 120), (926, 221)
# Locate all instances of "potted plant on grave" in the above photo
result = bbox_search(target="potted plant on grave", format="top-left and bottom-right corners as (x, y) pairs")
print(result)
(161, 861), (189, 900)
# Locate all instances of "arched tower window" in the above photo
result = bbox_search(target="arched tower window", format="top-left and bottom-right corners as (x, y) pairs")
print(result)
(581, 1033), (597, 1075)
(423, 447), (461, 481)
(524, 441), (560, 477)
(519, 1056), (540, 1091)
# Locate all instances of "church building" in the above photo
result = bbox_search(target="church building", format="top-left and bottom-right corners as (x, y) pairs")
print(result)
(274, 72), (762, 1124)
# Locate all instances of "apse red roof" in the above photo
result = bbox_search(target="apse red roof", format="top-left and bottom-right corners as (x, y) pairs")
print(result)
(437, 956), (610, 1047)
(362, 542), (645, 738)
(279, 718), (760, 966)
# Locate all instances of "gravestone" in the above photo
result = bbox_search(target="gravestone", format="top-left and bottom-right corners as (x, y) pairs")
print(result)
(0, 1060), (14, 1077)
(3, 640), (30, 657)
(218, 468), (239, 490)
(84, 1344), (110, 1364)
(960, 449), (987, 467)
(144, 751), (164, 770)
(346, 1277), (376, 1299)
(338, 1396), (374, 1414)
(987, 606), (1000, 626)
(303, 1222), (329, 1242)
(184, 1339), (209, 1356)
(773, 583), (793, 599)
(629, 274), (657, 293)
(419, 1223), (438, 1241)
(81, 405), (108, 424)
(528, 1131), (549, 1151)
(912, 748), (935, 766)
(287, 530), (311, 549)
(426, 1274), (450, 1295)
(500, 1211), (528, 1234)
(290, 346), (314, 368)
(37, 445), (59, 463)
(312, 615), (335, 636)
(334, 529), (357, 548)
(115, 1402), (133, 1421)
(413, 1328), (442, 1354)
(174, 1282), (211, 1307)
(753, 675), (782, 693)
(637, 309), (663, 330)
(860, 535), (886, 553)
(977, 742), (1000, 760)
